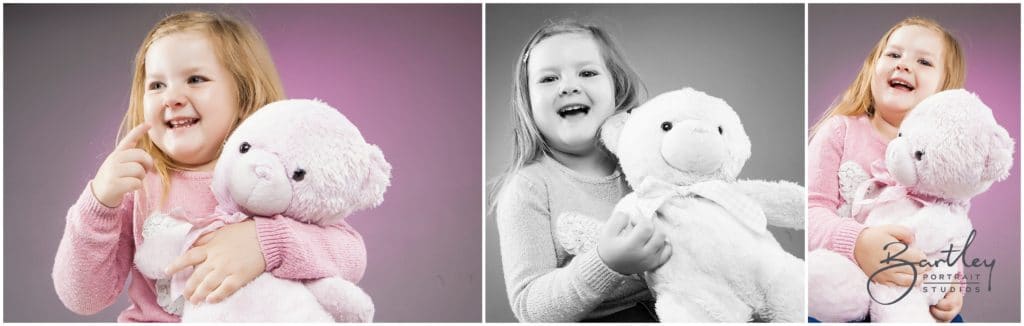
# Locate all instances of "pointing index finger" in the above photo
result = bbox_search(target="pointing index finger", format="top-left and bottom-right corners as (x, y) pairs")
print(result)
(117, 123), (151, 151)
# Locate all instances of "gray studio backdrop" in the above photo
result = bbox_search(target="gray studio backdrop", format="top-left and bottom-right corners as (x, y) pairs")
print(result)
(485, 4), (805, 322)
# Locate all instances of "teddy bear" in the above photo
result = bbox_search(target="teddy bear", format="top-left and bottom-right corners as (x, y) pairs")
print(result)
(807, 89), (1014, 322)
(558, 87), (806, 322)
(133, 99), (391, 322)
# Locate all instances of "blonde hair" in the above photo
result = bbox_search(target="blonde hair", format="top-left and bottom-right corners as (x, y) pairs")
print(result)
(119, 11), (285, 205)
(810, 17), (965, 137)
(489, 19), (646, 213)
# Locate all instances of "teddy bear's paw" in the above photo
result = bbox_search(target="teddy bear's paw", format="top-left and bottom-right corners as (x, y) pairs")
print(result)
(807, 249), (870, 322)
(868, 285), (934, 322)
(307, 277), (374, 322)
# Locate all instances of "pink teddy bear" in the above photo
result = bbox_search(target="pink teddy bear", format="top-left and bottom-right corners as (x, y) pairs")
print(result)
(808, 89), (1014, 322)
(134, 99), (391, 322)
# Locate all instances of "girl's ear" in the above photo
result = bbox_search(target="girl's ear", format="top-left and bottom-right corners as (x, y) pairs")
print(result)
(600, 110), (630, 155)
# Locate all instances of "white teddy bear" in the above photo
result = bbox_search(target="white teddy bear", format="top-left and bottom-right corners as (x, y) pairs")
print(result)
(559, 87), (806, 322)
(134, 99), (391, 322)
(807, 89), (1014, 322)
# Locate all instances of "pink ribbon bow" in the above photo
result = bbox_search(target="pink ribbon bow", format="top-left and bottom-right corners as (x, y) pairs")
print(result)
(851, 160), (967, 220)
(166, 206), (250, 300)
(633, 178), (769, 236)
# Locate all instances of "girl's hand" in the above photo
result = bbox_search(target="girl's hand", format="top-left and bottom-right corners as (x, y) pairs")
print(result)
(597, 211), (672, 275)
(165, 219), (266, 304)
(91, 123), (154, 208)
(930, 290), (963, 322)
(854, 224), (930, 287)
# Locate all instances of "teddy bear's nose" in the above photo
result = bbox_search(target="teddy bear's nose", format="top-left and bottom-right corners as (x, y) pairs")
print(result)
(690, 126), (712, 134)
(253, 165), (272, 180)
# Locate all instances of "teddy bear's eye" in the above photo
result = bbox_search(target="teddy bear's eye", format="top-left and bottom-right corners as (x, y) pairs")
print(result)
(914, 150), (924, 161)
(661, 122), (672, 131)
(239, 142), (251, 154)
(898, 132), (903, 137)
(718, 126), (723, 135)
(292, 168), (306, 182)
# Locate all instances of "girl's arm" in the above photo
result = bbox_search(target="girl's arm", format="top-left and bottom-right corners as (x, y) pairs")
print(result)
(169, 215), (367, 305)
(496, 174), (628, 322)
(254, 216), (367, 282)
(52, 182), (134, 315)
(807, 116), (866, 261)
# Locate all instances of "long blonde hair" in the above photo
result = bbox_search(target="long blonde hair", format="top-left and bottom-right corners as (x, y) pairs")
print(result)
(810, 17), (965, 137)
(120, 11), (285, 204)
(489, 19), (646, 213)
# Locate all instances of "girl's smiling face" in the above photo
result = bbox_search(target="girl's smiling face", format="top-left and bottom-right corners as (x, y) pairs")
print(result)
(527, 33), (616, 156)
(143, 31), (239, 170)
(870, 25), (946, 118)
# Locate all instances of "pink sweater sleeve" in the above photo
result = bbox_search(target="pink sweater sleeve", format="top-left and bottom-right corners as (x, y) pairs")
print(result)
(807, 117), (867, 262)
(253, 216), (367, 282)
(52, 182), (135, 315)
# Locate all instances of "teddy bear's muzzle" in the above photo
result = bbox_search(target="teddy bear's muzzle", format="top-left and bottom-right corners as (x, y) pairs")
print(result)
(660, 121), (728, 174)
(885, 139), (920, 187)
(228, 150), (294, 217)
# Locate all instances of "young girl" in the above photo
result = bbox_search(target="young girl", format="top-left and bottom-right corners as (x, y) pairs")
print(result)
(807, 17), (966, 322)
(53, 11), (366, 322)
(492, 19), (671, 322)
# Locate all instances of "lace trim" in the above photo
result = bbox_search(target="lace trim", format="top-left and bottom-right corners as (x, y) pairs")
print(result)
(556, 212), (602, 256)
(836, 161), (870, 218)
(155, 278), (185, 316)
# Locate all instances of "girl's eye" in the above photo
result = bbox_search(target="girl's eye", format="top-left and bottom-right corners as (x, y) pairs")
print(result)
(147, 81), (165, 90)
(918, 59), (933, 67)
(580, 70), (599, 78)
(538, 76), (557, 83)
(188, 75), (209, 84)
(886, 52), (901, 59)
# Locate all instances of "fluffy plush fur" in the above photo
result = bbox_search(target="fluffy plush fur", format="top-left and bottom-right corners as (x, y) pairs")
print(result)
(807, 89), (1014, 322)
(558, 88), (806, 322)
(134, 99), (391, 322)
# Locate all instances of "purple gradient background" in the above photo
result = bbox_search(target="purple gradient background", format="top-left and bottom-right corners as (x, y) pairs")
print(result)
(4, 4), (481, 322)
(809, 4), (1020, 322)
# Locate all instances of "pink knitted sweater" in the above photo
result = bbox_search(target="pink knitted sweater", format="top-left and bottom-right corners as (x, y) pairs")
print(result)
(53, 170), (367, 322)
(807, 114), (888, 261)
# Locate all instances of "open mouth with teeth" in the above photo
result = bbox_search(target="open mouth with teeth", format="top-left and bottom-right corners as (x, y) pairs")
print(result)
(889, 78), (915, 92)
(166, 118), (200, 129)
(557, 104), (590, 118)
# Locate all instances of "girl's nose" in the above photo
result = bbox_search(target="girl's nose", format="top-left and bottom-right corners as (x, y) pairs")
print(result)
(895, 61), (910, 72)
(559, 82), (581, 96)
(162, 87), (188, 109)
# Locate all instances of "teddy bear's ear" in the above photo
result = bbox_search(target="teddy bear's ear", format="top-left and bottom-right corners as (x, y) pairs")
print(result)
(983, 127), (1015, 182)
(600, 110), (630, 155)
(356, 144), (393, 210)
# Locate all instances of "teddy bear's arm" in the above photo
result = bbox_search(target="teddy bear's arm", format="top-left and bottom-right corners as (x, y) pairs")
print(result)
(306, 277), (375, 322)
(733, 179), (805, 230)
(53, 185), (136, 315)
(255, 216), (367, 283)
